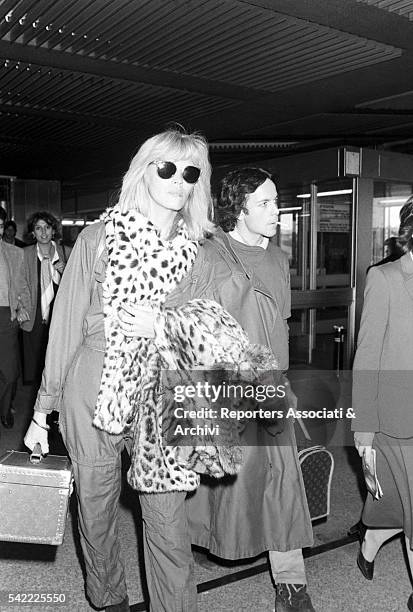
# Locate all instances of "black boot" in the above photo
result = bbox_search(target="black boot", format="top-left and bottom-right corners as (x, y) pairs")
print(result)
(407, 592), (413, 611)
(275, 584), (315, 612)
(104, 596), (129, 612)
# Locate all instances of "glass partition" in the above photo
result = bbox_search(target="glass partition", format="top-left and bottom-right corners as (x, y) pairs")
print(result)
(315, 180), (352, 289)
(278, 180), (353, 290)
(277, 186), (310, 290)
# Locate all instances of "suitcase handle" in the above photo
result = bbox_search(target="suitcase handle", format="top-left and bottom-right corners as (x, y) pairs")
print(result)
(30, 443), (43, 464)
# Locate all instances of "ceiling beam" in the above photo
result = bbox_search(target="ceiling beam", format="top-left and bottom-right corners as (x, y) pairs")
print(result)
(0, 102), (140, 130)
(240, 0), (413, 51)
(0, 41), (258, 101)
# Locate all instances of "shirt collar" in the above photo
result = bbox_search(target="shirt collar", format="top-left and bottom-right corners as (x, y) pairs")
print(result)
(229, 227), (269, 249)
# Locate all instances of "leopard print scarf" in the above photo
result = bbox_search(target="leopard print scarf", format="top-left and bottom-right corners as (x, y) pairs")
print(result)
(93, 205), (198, 434)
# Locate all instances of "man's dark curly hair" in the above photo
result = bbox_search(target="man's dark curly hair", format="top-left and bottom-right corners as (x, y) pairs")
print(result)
(215, 167), (273, 232)
(27, 210), (61, 239)
(398, 195), (413, 253)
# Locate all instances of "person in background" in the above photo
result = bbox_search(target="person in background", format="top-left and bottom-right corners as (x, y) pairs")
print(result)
(0, 208), (29, 430)
(20, 211), (68, 386)
(352, 195), (413, 612)
(3, 220), (26, 248)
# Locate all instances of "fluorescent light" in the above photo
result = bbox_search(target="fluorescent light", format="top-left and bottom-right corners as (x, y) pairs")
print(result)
(296, 189), (353, 199)
(62, 218), (85, 226)
(280, 206), (302, 212)
(376, 197), (410, 206)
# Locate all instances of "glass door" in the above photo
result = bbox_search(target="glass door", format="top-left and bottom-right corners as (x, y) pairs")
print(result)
(277, 179), (355, 369)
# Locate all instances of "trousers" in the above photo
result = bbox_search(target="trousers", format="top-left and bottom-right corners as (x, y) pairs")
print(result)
(0, 307), (19, 417)
(60, 344), (197, 610)
(269, 549), (306, 584)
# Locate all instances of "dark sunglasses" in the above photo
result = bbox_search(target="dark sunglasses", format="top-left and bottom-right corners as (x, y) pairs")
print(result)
(150, 160), (201, 184)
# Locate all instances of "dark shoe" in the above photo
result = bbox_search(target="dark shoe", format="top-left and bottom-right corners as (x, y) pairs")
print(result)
(275, 584), (315, 611)
(407, 593), (413, 611)
(357, 548), (374, 580)
(104, 596), (129, 612)
(1, 411), (14, 429)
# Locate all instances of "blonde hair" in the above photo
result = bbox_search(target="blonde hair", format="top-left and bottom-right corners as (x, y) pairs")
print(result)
(118, 128), (214, 239)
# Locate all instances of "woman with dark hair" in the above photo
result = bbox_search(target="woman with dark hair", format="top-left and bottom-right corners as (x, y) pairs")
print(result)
(21, 211), (68, 385)
(352, 195), (413, 611)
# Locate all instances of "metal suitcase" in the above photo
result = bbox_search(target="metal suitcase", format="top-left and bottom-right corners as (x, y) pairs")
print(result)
(0, 445), (73, 545)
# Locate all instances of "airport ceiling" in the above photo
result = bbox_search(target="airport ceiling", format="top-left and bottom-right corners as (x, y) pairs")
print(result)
(2, 0), (413, 188)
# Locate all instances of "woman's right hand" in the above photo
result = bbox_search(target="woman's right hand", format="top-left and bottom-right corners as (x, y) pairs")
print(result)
(354, 431), (374, 458)
(24, 412), (50, 455)
(16, 306), (30, 324)
(118, 303), (155, 338)
(54, 260), (65, 274)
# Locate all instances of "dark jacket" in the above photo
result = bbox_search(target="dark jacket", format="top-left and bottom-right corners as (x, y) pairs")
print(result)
(352, 252), (413, 437)
(21, 242), (69, 332)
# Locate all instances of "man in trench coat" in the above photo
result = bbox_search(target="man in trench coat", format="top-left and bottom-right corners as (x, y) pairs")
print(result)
(186, 167), (315, 612)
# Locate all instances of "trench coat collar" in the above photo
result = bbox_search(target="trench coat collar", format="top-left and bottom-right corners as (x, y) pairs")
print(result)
(214, 228), (274, 299)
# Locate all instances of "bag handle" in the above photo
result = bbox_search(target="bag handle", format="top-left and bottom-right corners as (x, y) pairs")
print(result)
(30, 443), (43, 464)
(296, 417), (312, 441)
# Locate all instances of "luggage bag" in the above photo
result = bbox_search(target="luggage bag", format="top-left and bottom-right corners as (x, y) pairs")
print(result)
(0, 444), (73, 545)
(299, 445), (334, 521)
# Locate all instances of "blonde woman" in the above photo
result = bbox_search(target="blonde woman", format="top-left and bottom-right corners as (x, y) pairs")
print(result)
(24, 129), (268, 612)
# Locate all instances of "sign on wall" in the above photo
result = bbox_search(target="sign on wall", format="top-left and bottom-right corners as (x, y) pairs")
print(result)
(318, 202), (350, 233)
